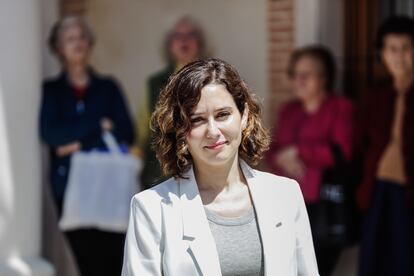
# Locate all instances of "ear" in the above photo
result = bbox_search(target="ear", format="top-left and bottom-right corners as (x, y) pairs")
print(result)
(241, 103), (249, 130)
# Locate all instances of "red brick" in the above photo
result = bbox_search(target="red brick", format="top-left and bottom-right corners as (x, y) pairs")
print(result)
(269, 73), (291, 86)
(269, 41), (294, 51)
(60, 0), (86, 15)
(268, 0), (293, 11)
(268, 11), (292, 22)
(268, 19), (292, 30)
(269, 53), (290, 63)
(269, 31), (293, 43)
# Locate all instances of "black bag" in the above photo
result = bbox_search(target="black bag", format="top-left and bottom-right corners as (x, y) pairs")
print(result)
(312, 144), (360, 248)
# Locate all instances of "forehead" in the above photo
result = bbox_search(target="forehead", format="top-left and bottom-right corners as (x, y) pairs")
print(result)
(383, 33), (414, 47)
(173, 21), (195, 33)
(295, 56), (322, 71)
(60, 23), (85, 38)
(192, 84), (236, 111)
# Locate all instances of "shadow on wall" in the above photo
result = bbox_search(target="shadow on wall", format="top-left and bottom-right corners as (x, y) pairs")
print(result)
(0, 78), (16, 269)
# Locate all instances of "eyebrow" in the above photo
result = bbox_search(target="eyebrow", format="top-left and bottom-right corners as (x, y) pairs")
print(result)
(190, 107), (232, 117)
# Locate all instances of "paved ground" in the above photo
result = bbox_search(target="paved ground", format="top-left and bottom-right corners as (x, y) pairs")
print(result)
(332, 245), (359, 276)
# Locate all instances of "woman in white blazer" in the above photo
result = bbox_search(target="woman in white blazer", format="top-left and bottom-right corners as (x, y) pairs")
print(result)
(122, 58), (319, 276)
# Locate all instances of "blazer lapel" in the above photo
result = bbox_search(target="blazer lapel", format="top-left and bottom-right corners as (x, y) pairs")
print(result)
(240, 161), (285, 276)
(179, 168), (222, 276)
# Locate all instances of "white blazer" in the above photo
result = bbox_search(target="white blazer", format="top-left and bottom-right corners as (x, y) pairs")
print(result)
(122, 160), (319, 276)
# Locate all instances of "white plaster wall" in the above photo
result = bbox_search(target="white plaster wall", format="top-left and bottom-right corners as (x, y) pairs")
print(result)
(0, 1), (53, 275)
(295, 0), (320, 47)
(295, 0), (344, 90)
(85, 0), (268, 115)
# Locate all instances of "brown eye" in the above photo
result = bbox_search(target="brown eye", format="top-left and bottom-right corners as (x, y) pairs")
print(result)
(191, 117), (204, 124)
(217, 112), (230, 120)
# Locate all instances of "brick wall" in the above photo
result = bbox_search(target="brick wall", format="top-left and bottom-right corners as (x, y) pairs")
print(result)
(60, 0), (86, 15)
(267, 0), (295, 126)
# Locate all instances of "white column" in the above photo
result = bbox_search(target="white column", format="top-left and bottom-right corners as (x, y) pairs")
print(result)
(295, 0), (320, 47)
(295, 0), (344, 90)
(0, 1), (54, 275)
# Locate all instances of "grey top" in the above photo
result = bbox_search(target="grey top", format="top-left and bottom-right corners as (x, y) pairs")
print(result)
(205, 207), (265, 276)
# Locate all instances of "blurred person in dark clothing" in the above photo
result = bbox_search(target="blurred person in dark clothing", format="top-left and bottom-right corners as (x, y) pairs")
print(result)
(135, 16), (208, 189)
(266, 46), (354, 276)
(356, 16), (414, 276)
(40, 15), (134, 276)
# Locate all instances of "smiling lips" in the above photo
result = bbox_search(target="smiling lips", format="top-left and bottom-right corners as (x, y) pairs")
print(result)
(204, 141), (228, 150)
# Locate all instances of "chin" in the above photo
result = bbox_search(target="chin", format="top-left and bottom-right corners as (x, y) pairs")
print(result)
(200, 152), (238, 167)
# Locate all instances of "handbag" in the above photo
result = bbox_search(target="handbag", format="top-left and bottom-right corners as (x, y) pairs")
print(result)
(59, 131), (143, 232)
(312, 144), (360, 248)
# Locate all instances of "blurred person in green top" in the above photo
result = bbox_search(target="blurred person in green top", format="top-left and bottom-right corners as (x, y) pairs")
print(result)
(135, 16), (209, 189)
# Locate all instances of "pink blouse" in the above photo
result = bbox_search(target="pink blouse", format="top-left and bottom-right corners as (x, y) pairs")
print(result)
(266, 96), (354, 203)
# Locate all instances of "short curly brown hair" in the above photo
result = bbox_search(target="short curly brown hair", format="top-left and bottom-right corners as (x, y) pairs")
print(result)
(151, 58), (270, 179)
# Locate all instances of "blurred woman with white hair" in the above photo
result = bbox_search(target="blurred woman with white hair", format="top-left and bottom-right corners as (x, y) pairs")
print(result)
(40, 15), (134, 275)
(134, 15), (209, 189)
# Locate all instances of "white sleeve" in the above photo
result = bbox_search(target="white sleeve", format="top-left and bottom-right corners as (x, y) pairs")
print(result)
(121, 196), (163, 276)
(292, 181), (320, 276)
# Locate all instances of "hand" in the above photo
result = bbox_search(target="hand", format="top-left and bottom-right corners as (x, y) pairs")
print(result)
(284, 159), (305, 179)
(101, 117), (114, 131)
(129, 145), (144, 158)
(276, 146), (298, 163)
(56, 142), (81, 157)
(275, 146), (305, 179)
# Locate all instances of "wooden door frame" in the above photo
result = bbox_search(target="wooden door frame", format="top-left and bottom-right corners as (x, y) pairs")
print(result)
(344, 0), (382, 101)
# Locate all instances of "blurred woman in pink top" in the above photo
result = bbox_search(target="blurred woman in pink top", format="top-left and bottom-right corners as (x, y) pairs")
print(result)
(266, 45), (354, 276)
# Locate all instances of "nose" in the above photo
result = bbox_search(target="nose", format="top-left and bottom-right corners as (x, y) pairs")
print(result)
(206, 118), (220, 139)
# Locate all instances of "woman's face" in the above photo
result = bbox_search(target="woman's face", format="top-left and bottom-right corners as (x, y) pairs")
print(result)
(58, 23), (90, 66)
(186, 84), (247, 168)
(291, 56), (326, 102)
(169, 22), (200, 66)
(381, 34), (414, 79)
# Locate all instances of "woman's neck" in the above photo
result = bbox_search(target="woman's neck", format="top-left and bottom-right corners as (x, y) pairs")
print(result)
(393, 73), (413, 94)
(66, 63), (89, 87)
(194, 155), (244, 194)
(303, 91), (327, 114)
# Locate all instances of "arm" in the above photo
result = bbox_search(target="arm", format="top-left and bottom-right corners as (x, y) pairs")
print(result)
(266, 103), (298, 170)
(297, 99), (354, 168)
(39, 85), (101, 147)
(292, 180), (320, 276)
(122, 196), (162, 276)
(108, 79), (135, 145)
(56, 141), (81, 157)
